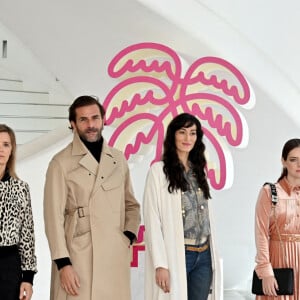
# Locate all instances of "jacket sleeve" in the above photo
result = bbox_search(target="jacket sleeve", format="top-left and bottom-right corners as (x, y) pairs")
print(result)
(254, 186), (274, 278)
(143, 164), (169, 270)
(19, 183), (37, 274)
(44, 158), (70, 260)
(122, 155), (141, 237)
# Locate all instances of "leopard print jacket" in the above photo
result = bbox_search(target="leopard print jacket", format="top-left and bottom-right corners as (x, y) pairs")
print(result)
(0, 175), (37, 272)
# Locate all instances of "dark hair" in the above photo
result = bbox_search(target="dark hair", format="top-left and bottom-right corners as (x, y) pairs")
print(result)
(0, 124), (18, 179)
(278, 138), (300, 181)
(162, 113), (211, 199)
(68, 95), (105, 129)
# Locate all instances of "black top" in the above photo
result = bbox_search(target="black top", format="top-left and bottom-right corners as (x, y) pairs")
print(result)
(81, 137), (103, 162)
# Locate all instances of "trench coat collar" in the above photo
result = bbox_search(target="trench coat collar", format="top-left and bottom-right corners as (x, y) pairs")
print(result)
(71, 133), (99, 175)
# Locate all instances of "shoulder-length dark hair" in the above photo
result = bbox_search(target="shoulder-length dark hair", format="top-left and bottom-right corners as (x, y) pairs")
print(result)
(162, 113), (211, 199)
(0, 124), (18, 179)
(278, 138), (300, 182)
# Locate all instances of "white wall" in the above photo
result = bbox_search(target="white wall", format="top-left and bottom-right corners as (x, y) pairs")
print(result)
(0, 23), (71, 104)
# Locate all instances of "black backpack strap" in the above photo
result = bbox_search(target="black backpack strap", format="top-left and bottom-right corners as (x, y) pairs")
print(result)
(263, 182), (278, 205)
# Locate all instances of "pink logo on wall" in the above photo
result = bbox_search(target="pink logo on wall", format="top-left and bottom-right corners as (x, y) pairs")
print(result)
(131, 225), (145, 267)
(103, 42), (255, 191)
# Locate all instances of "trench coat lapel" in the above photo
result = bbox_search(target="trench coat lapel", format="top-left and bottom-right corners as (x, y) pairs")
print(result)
(91, 141), (118, 197)
(72, 133), (99, 175)
(71, 134), (119, 197)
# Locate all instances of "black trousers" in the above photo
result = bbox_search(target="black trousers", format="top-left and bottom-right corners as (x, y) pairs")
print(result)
(0, 245), (22, 300)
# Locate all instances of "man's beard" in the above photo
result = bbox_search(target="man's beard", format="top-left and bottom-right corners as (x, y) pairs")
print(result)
(78, 127), (102, 142)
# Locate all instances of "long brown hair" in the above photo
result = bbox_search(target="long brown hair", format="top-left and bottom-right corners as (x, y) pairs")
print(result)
(162, 113), (211, 199)
(0, 124), (18, 179)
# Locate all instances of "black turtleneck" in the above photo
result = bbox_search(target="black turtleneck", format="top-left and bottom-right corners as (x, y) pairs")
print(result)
(81, 137), (103, 162)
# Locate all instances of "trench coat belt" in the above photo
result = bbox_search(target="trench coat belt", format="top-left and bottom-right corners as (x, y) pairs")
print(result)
(270, 233), (300, 242)
(65, 206), (89, 218)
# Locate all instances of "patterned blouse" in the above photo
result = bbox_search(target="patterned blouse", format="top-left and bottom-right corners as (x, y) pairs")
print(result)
(181, 168), (210, 246)
(0, 173), (37, 280)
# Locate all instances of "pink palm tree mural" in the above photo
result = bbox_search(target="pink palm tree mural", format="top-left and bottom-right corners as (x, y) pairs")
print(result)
(103, 42), (255, 191)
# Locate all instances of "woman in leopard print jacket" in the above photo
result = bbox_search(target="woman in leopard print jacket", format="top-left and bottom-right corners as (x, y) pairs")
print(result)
(0, 124), (37, 300)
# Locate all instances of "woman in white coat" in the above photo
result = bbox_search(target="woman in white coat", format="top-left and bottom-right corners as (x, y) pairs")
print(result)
(143, 113), (220, 300)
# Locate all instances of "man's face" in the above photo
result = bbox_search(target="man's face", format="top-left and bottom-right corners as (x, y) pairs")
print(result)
(71, 104), (104, 142)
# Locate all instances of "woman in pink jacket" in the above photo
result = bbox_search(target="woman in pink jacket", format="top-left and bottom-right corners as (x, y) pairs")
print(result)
(254, 138), (300, 299)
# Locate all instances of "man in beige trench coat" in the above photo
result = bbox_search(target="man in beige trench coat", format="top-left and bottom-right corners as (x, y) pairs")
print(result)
(44, 95), (141, 300)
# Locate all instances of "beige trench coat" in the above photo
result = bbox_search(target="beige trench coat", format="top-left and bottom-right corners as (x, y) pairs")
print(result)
(44, 133), (141, 300)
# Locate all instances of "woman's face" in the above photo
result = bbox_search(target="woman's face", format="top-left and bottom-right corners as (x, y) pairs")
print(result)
(282, 146), (300, 182)
(0, 132), (12, 168)
(175, 124), (197, 155)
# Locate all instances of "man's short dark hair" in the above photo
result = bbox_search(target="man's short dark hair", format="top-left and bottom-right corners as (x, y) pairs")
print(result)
(68, 95), (106, 129)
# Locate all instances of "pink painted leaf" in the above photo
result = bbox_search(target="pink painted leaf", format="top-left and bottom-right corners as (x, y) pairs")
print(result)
(107, 113), (165, 161)
(181, 93), (247, 146)
(103, 76), (172, 126)
(182, 56), (251, 106)
(107, 42), (182, 82)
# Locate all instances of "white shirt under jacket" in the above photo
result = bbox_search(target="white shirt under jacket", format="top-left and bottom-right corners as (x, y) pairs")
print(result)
(143, 161), (222, 300)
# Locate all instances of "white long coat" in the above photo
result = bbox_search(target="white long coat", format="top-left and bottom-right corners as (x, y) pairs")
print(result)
(143, 162), (222, 300)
